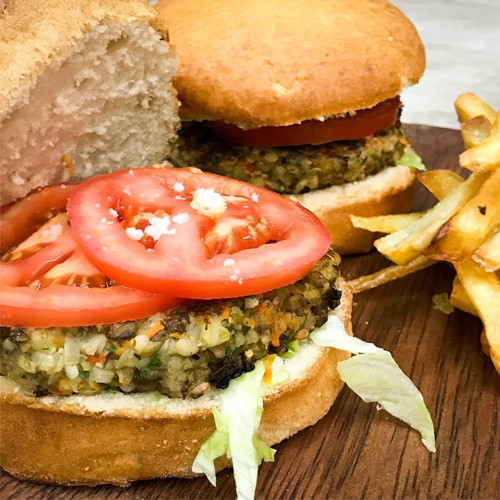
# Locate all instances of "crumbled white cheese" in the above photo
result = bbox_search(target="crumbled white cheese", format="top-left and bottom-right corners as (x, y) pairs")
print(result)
(144, 216), (176, 240)
(125, 227), (144, 241)
(173, 182), (185, 193)
(109, 208), (118, 218)
(238, 278), (244, 285)
(100, 218), (107, 224)
(223, 258), (236, 267)
(123, 188), (132, 196)
(230, 275), (238, 281)
(251, 193), (259, 203)
(172, 213), (189, 224)
(190, 188), (226, 217)
(129, 170), (135, 175)
(41, 224), (63, 242)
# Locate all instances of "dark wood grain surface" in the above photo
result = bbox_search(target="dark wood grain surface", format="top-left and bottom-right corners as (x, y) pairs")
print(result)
(1, 125), (499, 500)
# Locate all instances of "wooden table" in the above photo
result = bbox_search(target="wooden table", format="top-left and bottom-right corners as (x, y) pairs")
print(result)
(1, 125), (499, 499)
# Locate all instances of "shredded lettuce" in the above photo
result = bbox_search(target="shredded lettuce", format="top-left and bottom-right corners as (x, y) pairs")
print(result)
(311, 315), (436, 452)
(192, 361), (275, 500)
(267, 355), (290, 386)
(396, 148), (426, 171)
(280, 339), (300, 358)
(310, 314), (381, 354)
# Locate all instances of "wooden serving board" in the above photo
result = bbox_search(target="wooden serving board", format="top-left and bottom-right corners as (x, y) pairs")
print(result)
(1, 125), (499, 500)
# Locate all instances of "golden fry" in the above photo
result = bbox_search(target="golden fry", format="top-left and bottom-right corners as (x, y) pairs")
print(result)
(480, 329), (491, 357)
(347, 255), (435, 294)
(425, 169), (500, 262)
(461, 116), (492, 150)
(459, 130), (500, 172)
(455, 260), (500, 375)
(450, 276), (477, 316)
(454, 92), (497, 124)
(473, 230), (500, 272)
(350, 213), (424, 234)
(375, 172), (489, 265)
(418, 170), (464, 201)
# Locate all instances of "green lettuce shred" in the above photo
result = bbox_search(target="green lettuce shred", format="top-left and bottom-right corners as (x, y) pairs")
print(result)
(279, 339), (300, 358)
(192, 361), (275, 500)
(396, 148), (426, 171)
(267, 356), (290, 386)
(311, 314), (436, 452)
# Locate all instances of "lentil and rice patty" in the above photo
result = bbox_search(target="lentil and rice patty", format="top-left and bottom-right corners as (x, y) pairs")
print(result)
(0, 250), (341, 399)
(169, 121), (406, 194)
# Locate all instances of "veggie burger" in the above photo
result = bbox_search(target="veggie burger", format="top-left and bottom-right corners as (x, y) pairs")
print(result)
(0, 166), (435, 498)
(157, 0), (426, 254)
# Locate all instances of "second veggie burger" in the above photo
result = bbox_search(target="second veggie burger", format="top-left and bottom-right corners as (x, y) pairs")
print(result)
(157, 0), (426, 253)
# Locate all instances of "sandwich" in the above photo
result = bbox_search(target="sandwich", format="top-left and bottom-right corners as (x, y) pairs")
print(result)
(0, 164), (435, 498)
(156, 0), (426, 253)
(0, 1), (434, 497)
(0, 0), (179, 205)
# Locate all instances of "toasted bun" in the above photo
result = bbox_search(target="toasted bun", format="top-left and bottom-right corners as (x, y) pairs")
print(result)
(156, 0), (425, 127)
(290, 166), (416, 254)
(0, 284), (352, 486)
(0, 0), (179, 204)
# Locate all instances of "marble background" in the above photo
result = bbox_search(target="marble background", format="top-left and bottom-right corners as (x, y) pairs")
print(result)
(393, 0), (500, 129)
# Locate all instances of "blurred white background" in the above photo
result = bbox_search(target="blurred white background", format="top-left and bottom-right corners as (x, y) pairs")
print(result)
(393, 0), (500, 128)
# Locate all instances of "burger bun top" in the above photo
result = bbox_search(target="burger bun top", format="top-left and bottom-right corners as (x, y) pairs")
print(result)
(157, 0), (425, 127)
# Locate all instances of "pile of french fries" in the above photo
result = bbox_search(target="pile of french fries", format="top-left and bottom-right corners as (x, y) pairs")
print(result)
(348, 93), (500, 375)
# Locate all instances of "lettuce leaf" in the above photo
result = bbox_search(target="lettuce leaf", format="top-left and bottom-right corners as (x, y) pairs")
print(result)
(266, 355), (290, 386)
(396, 148), (426, 171)
(279, 339), (300, 358)
(192, 361), (275, 500)
(310, 314), (436, 452)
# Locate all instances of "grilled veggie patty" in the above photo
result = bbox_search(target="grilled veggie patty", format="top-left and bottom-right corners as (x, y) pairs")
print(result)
(169, 121), (405, 194)
(0, 251), (341, 399)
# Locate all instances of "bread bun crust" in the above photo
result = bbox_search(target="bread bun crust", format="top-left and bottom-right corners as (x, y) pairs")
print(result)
(290, 166), (416, 254)
(0, 0), (168, 121)
(156, 0), (425, 127)
(0, 286), (352, 486)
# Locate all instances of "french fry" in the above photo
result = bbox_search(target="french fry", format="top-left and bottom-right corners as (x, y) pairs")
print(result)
(450, 276), (477, 316)
(455, 260), (500, 375)
(480, 330), (491, 357)
(347, 255), (435, 294)
(461, 116), (492, 149)
(418, 170), (464, 201)
(350, 213), (424, 234)
(473, 230), (500, 272)
(492, 110), (500, 133)
(374, 172), (489, 265)
(459, 130), (500, 172)
(424, 169), (500, 262)
(454, 92), (497, 125)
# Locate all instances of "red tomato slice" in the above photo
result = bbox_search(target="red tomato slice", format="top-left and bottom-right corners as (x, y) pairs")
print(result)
(0, 183), (76, 254)
(67, 166), (332, 299)
(0, 187), (181, 328)
(209, 97), (401, 147)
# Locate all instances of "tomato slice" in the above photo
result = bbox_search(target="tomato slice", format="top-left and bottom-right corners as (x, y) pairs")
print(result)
(0, 187), (181, 328)
(67, 166), (331, 299)
(209, 97), (401, 147)
(0, 183), (76, 254)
